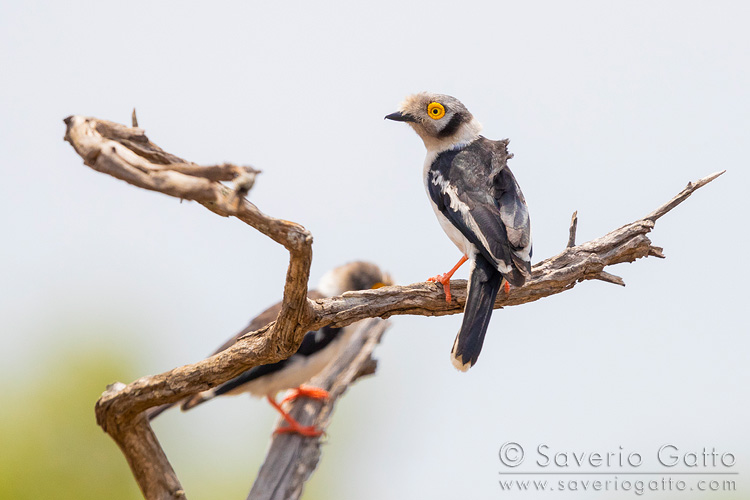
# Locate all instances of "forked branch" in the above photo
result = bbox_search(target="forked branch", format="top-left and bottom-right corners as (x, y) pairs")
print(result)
(63, 115), (724, 499)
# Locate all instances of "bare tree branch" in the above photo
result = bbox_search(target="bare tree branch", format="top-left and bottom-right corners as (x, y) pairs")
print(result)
(66, 115), (314, 499)
(248, 318), (389, 500)
(645, 170), (725, 222)
(63, 115), (724, 499)
(101, 383), (185, 499)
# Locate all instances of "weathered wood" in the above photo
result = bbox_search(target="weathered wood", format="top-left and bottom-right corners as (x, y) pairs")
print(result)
(97, 383), (185, 500)
(63, 115), (724, 499)
(567, 210), (578, 248)
(645, 171), (725, 222)
(248, 318), (389, 500)
(65, 115), (314, 500)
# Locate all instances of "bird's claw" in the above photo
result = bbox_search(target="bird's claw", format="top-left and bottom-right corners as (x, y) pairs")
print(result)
(280, 385), (330, 406)
(427, 273), (452, 303)
(274, 423), (325, 437)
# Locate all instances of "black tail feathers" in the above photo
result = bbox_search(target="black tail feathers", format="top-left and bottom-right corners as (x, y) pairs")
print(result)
(451, 254), (503, 371)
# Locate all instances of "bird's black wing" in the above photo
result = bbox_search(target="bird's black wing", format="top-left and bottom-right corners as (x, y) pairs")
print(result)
(146, 291), (329, 417)
(490, 147), (532, 276)
(179, 325), (342, 410)
(215, 325), (342, 389)
(427, 138), (531, 285)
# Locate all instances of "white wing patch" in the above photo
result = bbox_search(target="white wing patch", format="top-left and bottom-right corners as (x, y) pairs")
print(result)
(514, 237), (533, 264)
(314, 329), (325, 343)
(430, 172), (511, 274)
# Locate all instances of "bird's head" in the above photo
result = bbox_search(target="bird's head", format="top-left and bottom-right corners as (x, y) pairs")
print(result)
(317, 261), (393, 297)
(385, 92), (482, 152)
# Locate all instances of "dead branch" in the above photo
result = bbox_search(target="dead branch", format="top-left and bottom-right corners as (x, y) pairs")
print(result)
(63, 115), (724, 499)
(103, 382), (185, 499)
(248, 318), (388, 500)
(567, 210), (578, 248)
(65, 115), (314, 499)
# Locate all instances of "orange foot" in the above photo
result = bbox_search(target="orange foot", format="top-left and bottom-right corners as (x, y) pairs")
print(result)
(428, 272), (454, 303)
(280, 385), (330, 406)
(274, 422), (324, 437)
(427, 255), (468, 303)
(504, 281), (510, 294)
(266, 395), (325, 438)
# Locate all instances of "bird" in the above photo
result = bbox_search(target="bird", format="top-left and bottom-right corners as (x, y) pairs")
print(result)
(148, 261), (392, 436)
(385, 92), (532, 371)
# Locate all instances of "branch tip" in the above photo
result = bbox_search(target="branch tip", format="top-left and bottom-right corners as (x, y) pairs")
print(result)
(645, 170), (725, 222)
(567, 210), (578, 248)
(649, 246), (666, 259)
(594, 271), (625, 286)
(102, 381), (127, 398)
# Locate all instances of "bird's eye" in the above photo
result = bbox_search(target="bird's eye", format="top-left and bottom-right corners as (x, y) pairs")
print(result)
(427, 102), (445, 120)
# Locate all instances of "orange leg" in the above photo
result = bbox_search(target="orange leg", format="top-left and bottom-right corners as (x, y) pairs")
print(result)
(266, 395), (324, 437)
(280, 384), (330, 406)
(427, 255), (468, 303)
(503, 281), (510, 294)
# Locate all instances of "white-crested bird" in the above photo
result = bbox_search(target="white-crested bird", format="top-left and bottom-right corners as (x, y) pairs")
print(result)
(386, 93), (532, 371)
(149, 261), (391, 436)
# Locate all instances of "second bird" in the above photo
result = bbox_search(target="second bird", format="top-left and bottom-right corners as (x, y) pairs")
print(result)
(386, 92), (532, 371)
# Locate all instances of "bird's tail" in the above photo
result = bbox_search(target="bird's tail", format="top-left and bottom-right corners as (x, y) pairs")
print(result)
(146, 389), (217, 420)
(146, 401), (177, 420)
(180, 389), (217, 411)
(451, 254), (503, 371)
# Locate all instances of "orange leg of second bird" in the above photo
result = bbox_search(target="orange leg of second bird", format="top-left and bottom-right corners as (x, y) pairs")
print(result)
(428, 255), (469, 303)
(280, 384), (330, 406)
(266, 394), (325, 437)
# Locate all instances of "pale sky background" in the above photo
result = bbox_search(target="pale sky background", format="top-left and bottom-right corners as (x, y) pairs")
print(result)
(1, 1), (748, 499)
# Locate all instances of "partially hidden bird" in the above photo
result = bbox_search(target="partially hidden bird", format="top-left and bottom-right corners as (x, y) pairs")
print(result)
(386, 93), (532, 371)
(148, 261), (391, 436)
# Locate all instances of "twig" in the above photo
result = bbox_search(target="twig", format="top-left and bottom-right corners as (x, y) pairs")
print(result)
(645, 170), (725, 222)
(567, 210), (578, 248)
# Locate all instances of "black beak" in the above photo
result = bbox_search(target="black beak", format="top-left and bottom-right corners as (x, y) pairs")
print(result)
(384, 111), (417, 123)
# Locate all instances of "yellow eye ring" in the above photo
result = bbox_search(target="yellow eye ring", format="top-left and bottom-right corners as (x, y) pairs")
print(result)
(427, 102), (445, 120)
